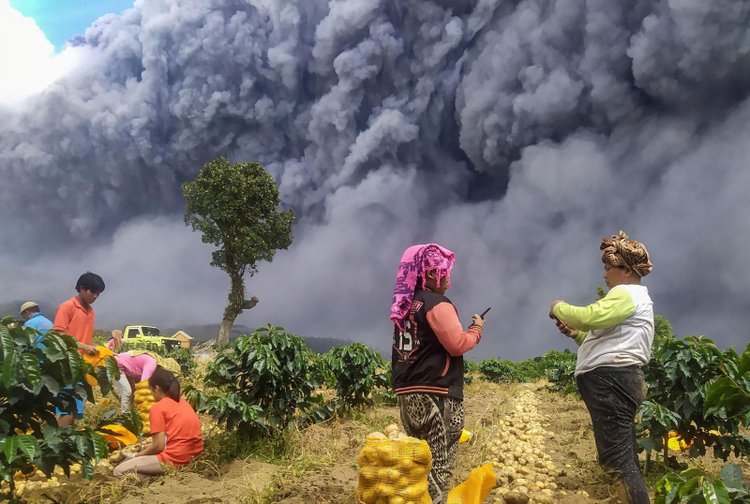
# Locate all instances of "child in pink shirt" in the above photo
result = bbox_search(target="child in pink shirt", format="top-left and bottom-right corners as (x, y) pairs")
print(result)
(113, 352), (158, 412)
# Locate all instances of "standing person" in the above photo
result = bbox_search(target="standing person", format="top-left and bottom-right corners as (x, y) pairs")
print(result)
(53, 271), (105, 427)
(20, 301), (53, 346)
(549, 231), (654, 504)
(113, 367), (204, 478)
(106, 329), (123, 351)
(390, 243), (485, 504)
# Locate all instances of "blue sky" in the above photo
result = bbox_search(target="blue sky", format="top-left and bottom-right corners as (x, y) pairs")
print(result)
(10, 0), (134, 51)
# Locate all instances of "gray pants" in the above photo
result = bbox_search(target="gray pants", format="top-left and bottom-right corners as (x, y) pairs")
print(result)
(398, 393), (464, 504)
(113, 372), (133, 412)
(577, 366), (650, 504)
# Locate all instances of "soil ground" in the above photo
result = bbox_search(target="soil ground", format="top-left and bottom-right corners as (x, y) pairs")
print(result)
(19, 380), (750, 504)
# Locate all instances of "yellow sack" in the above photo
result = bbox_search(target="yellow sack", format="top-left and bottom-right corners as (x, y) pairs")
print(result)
(458, 429), (473, 444)
(99, 424), (138, 449)
(446, 464), (496, 504)
(357, 432), (432, 504)
(133, 380), (155, 433)
(83, 346), (114, 386)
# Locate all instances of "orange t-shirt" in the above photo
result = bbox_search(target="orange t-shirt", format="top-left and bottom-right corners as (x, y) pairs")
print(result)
(149, 397), (204, 467)
(53, 296), (95, 346)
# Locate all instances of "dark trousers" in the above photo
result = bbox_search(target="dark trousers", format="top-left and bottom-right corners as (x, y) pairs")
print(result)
(577, 366), (650, 504)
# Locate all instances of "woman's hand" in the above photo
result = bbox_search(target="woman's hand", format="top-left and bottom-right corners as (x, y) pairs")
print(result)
(136, 432), (165, 457)
(470, 314), (486, 330)
(548, 300), (564, 318)
(80, 343), (98, 356)
(553, 317), (577, 338)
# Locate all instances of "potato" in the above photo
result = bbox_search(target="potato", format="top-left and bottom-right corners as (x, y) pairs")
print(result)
(503, 492), (530, 504)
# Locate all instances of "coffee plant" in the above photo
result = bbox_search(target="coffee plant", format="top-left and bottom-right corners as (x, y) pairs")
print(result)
(187, 325), (323, 434)
(655, 464), (750, 504)
(639, 335), (750, 464)
(0, 319), (115, 498)
(704, 342), (750, 427)
(479, 359), (524, 383)
(321, 343), (385, 409)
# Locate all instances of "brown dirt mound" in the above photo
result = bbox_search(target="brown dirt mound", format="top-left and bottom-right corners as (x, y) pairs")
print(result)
(115, 460), (278, 504)
(272, 464), (359, 503)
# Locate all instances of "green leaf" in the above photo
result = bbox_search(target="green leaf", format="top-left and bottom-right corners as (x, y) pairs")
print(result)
(3, 436), (18, 462)
(702, 479), (730, 504)
(0, 326), (14, 356)
(677, 476), (702, 498)
(91, 432), (108, 461)
(41, 342), (65, 363)
(67, 350), (84, 381)
(41, 375), (61, 395)
(81, 458), (94, 479)
(16, 435), (38, 460)
(719, 464), (745, 492)
(20, 353), (42, 390)
(2, 348), (16, 389)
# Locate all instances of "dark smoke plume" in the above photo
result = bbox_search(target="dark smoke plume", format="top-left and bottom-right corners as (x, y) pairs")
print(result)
(1, 0), (749, 358)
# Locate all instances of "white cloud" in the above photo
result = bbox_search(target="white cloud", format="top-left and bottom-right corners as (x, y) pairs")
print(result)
(0, 0), (83, 106)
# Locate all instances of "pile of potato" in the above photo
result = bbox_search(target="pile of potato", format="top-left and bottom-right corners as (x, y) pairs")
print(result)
(486, 388), (589, 504)
(356, 424), (432, 504)
(10, 460), (115, 498)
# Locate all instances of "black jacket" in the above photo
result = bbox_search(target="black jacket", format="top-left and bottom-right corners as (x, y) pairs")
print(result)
(391, 289), (465, 400)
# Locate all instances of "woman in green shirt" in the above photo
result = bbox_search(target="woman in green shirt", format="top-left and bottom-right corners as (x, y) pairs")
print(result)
(550, 231), (654, 504)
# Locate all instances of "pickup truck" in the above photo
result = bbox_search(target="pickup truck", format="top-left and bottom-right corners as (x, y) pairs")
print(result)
(122, 325), (181, 351)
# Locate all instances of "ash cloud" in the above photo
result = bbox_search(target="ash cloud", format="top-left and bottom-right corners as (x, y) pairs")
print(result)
(1, 0), (749, 358)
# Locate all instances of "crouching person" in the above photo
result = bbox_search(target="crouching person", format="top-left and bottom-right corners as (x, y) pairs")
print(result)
(114, 367), (203, 477)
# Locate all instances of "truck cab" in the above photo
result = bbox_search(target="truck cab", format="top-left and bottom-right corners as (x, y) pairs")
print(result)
(122, 325), (181, 351)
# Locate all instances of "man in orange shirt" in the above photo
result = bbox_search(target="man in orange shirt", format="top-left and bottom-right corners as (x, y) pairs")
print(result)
(53, 271), (105, 427)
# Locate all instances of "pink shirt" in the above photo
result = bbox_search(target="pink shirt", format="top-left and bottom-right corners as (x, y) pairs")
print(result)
(114, 352), (158, 382)
(425, 302), (483, 356)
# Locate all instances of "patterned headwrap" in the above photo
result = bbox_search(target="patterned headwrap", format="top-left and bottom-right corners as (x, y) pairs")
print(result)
(390, 243), (455, 329)
(600, 231), (653, 277)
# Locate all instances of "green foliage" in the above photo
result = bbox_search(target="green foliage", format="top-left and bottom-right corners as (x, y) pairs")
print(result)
(187, 325), (323, 434)
(704, 342), (750, 427)
(464, 360), (480, 385)
(480, 359), (523, 383)
(544, 351), (579, 395)
(654, 315), (674, 344)
(321, 343), (385, 409)
(479, 350), (577, 386)
(640, 336), (750, 463)
(655, 464), (750, 504)
(182, 157), (295, 276)
(371, 360), (397, 406)
(0, 319), (115, 497)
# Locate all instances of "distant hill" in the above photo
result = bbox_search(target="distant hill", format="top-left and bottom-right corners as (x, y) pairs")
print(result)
(161, 323), (356, 354)
(0, 306), (358, 355)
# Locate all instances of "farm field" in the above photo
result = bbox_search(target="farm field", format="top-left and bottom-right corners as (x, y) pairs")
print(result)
(14, 378), (750, 504)
(4, 321), (750, 504)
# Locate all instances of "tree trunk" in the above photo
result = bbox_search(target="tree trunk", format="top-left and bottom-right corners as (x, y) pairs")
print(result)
(216, 271), (245, 346)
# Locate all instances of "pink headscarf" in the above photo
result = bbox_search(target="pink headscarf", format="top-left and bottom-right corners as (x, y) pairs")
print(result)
(390, 243), (456, 329)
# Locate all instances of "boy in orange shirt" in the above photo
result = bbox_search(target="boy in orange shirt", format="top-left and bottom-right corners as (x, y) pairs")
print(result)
(53, 271), (105, 427)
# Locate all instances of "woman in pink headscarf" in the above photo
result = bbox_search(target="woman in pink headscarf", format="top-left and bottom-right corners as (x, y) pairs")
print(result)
(390, 243), (486, 504)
